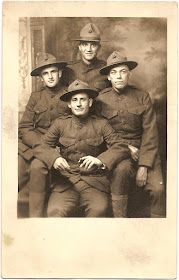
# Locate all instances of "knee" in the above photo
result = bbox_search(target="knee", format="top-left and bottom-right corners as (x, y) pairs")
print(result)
(114, 160), (132, 177)
(147, 183), (165, 198)
(47, 207), (67, 217)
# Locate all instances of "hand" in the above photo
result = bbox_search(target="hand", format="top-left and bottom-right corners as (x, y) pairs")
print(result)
(136, 166), (148, 187)
(79, 156), (103, 170)
(128, 145), (139, 162)
(53, 157), (70, 171)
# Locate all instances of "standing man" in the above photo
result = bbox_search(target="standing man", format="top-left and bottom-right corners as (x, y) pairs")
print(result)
(97, 51), (166, 218)
(68, 22), (110, 92)
(33, 80), (129, 217)
(18, 52), (69, 217)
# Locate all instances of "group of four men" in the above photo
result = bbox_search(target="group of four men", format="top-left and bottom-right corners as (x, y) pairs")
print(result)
(18, 23), (166, 218)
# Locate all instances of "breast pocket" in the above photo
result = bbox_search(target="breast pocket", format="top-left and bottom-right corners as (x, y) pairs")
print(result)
(85, 137), (104, 157)
(58, 137), (76, 158)
(127, 105), (145, 128)
(33, 103), (48, 127)
(101, 109), (118, 120)
(59, 137), (76, 147)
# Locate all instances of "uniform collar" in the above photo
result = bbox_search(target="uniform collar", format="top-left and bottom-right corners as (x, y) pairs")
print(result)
(72, 113), (90, 125)
(46, 82), (65, 97)
(81, 57), (99, 70)
(112, 84), (130, 96)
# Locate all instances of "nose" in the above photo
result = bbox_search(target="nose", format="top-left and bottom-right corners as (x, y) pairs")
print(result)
(76, 99), (82, 107)
(48, 72), (53, 79)
(86, 44), (92, 52)
(116, 71), (122, 79)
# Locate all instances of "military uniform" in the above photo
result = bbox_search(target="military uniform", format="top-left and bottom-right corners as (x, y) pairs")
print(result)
(66, 22), (110, 91)
(33, 114), (129, 217)
(96, 85), (166, 217)
(18, 83), (69, 213)
(67, 58), (110, 92)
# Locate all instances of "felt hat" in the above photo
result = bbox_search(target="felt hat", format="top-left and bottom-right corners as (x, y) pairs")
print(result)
(100, 51), (138, 75)
(30, 52), (67, 76)
(73, 23), (106, 42)
(60, 79), (99, 102)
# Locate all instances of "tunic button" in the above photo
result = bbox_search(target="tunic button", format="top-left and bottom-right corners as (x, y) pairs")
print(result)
(36, 110), (40, 114)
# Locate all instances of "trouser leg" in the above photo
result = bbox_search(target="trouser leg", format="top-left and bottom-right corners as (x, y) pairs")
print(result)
(110, 159), (135, 217)
(47, 189), (79, 217)
(145, 159), (166, 217)
(18, 154), (30, 191)
(80, 187), (109, 217)
(29, 158), (49, 217)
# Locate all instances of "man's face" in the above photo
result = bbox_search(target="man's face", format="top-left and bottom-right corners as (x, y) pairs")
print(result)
(108, 65), (131, 91)
(79, 41), (101, 62)
(68, 93), (93, 118)
(41, 66), (62, 88)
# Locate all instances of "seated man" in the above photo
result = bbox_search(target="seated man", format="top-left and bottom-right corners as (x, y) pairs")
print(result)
(33, 80), (130, 217)
(96, 51), (166, 218)
(18, 52), (69, 217)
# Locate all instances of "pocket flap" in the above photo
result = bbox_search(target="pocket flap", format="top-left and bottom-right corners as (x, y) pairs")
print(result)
(34, 103), (48, 114)
(101, 109), (118, 119)
(86, 137), (103, 146)
(127, 105), (145, 115)
(59, 137), (76, 147)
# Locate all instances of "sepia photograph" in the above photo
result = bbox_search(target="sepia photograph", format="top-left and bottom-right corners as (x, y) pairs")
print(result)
(2, 1), (177, 278)
(18, 17), (167, 219)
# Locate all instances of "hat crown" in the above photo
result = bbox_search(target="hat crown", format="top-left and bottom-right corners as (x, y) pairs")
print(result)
(107, 51), (127, 66)
(79, 22), (101, 41)
(68, 79), (90, 92)
(36, 52), (57, 69)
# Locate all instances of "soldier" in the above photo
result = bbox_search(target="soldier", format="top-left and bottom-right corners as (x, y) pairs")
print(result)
(18, 52), (70, 217)
(97, 51), (166, 218)
(33, 80), (129, 217)
(67, 22), (110, 92)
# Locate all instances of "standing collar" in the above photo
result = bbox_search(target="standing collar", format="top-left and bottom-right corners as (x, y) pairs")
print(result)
(80, 57), (99, 70)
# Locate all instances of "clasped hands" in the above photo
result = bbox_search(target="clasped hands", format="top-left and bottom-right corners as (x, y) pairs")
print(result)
(53, 156), (102, 171)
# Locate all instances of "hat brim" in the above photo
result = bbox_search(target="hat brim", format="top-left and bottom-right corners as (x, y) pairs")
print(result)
(30, 62), (67, 76)
(60, 88), (99, 102)
(100, 61), (138, 75)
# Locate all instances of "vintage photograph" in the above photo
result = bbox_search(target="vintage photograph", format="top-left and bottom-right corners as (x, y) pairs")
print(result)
(2, 2), (177, 278)
(18, 17), (167, 218)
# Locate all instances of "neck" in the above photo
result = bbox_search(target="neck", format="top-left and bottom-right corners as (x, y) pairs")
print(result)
(113, 84), (128, 94)
(47, 81), (62, 93)
(82, 56), (92, 65)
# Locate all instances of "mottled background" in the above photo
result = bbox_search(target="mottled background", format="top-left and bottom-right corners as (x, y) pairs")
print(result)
(19, 17), (167, 178)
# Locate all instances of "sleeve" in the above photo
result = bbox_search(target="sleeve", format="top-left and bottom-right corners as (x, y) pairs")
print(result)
(97, 120), (130, 171)
(33, 119), (63, 169)
(18, 92), (42, 147)
(138, 92), (159, 168)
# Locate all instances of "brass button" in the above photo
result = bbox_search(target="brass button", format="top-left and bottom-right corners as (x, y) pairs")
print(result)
(75, 82), (78, 85)
(113, 55), (116, 59)
(89, 29), (92, 33)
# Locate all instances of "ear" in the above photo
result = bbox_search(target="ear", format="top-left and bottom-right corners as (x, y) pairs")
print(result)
(41, 77), (44, 82)
(89, 98), (93, 107)
(128, 71), (132, 79)
(107, 75), (111, 81)
(58, 70), (62, 78)
(68, 102), (71, 109)
(79, 45), (82, 52)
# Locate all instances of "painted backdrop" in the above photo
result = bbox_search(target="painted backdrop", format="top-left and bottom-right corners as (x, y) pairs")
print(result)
(19, 17), (167, 177)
